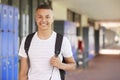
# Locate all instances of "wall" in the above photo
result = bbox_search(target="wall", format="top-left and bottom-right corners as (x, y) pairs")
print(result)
(52, 2), (67, 20)
(81, 15), (88, 27)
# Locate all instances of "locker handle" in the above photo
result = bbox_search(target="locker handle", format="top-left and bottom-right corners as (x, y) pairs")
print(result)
(1, 30), (4, 32)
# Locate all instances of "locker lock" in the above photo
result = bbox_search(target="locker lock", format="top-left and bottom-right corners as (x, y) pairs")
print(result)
(1, 30), (4, 32)
(8, 30), (10, 32)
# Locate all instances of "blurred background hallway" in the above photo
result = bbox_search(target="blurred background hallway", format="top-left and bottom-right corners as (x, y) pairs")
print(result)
(66, 42), (120, 80)
(0, 0), (120, 80)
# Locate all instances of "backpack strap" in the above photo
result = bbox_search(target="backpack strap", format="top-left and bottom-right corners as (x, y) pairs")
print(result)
(55, 33), (63, 56)
(24, 32), (36, 55)
(24, 32), (36, 68)
(55, 33), (65, 80)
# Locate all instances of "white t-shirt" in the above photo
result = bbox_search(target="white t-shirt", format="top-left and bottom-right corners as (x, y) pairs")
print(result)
(19, 31), (73, 80)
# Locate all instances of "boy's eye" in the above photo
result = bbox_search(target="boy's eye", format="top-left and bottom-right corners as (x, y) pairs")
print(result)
(38, 16), (42, 18)
(46, 15), (50, 19)
(36, 16), (42, 19)
(36, 15), (51, 19)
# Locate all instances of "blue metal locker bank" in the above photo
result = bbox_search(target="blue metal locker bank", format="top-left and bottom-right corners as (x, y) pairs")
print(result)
(13, 56), (18, 80)
(1, 5), (9, 80)
(0, 4), (19, 80)
(0, 4), (2, 80)
(1, 4), (8, 57)
(8, 6), (14, 80)
(2, 58), (8, 80)
(13, 8), (19, 56)
(13, 8), (19, 80)
(8, 6), (14, 57)
(8, 57), (13, 80)
(0, 4), (2, 56)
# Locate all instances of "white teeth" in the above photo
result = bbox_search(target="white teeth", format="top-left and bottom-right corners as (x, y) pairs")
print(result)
(42, 23), (46, 25)
(40, 22), (46, 25)
(40, 22), (48, 26)
(42, 24), (46, 25)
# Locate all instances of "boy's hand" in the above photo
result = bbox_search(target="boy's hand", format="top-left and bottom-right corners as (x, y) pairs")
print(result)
(50, 56), (62, 69)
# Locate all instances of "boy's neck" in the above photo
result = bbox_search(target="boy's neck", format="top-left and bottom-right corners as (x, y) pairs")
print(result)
(37, 30), (53, 40)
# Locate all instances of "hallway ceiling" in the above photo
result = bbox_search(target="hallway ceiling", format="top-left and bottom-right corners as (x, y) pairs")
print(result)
(52, 0), (120, 21)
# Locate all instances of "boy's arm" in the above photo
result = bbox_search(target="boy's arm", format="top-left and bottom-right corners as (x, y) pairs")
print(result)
(50, 56), (76, 71)
(61, 56), (76, 71)
(19, 57), (29, 80)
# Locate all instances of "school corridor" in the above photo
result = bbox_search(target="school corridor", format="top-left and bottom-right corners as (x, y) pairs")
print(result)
(65, 43), (120, 80)
(0, 0), (120, 80)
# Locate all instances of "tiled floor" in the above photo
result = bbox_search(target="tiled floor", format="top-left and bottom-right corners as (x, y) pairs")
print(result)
(65, 43), (120, 80)
(65, 54), (120, 80)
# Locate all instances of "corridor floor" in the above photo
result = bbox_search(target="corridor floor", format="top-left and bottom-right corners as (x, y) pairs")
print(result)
(65, 54), (120, 80)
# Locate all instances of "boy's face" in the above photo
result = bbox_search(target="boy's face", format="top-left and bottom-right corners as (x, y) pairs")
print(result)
(35, 9), (54, 30)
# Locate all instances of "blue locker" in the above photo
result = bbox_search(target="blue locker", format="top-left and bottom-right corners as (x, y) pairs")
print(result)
(14, 8), (19, 32)
(1, 5), (8, 31)
(13, 8), (19, 56)
(8, 6), (14, 32)
(0, 58), (2, 80)
(0, 31), (1, 57)
(1, 5), (9, 57)
(1, 5), (19, 80)
(8, 6), (14, 57)
(13, 33), (18, 56)
(8, 32), (14, 56)
(0, 5), (2, 57)
(14, 56), (18, 80)
(0, 4), (3, 80)
(2, 58), (8, 80)
(0, 4), (2, 30)
(1, 32), (8, 57)
(8, 57), (13, 80)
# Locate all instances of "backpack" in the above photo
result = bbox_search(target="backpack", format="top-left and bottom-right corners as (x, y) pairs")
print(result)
(24, 32), (66, 80)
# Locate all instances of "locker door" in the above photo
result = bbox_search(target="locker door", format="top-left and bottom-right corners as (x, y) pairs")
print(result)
(13, 8), (19, 56)
(2, 58), (8, 80)
(0, 31), (1, 57)
(8, 32), (14, 56)
(1, 5), (8, 58)
(0, 4), (2, 30)
(13, 33), (18, 56)
(13, 30), (18, 54)
(1, 5), (8, 31)
(8, 6), (14, 32)
(0, 2), (2, 74)
(8, 6), (14, 57)
(0, 5), (2, 57)
(14, 8), (19, 33)
(14, 56), (18, 80)
(0, 58), (2, 80)
(8, 57), (13, 80)
(1, 32), (8, 57)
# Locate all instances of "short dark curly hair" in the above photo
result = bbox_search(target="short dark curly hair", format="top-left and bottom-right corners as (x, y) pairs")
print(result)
(36, 3), (53, 11)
